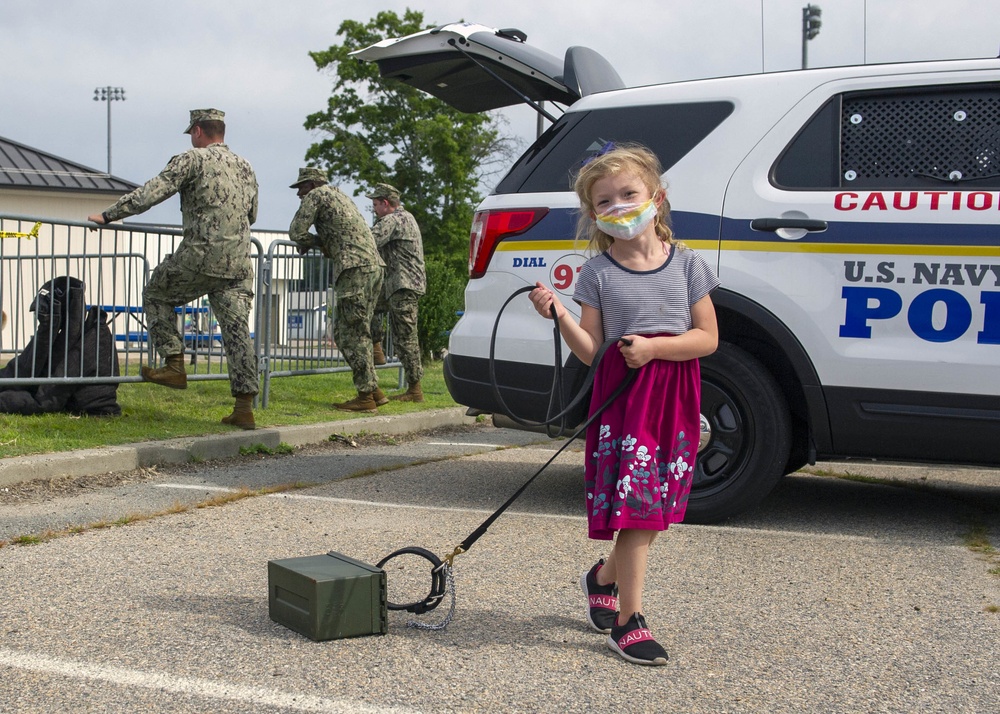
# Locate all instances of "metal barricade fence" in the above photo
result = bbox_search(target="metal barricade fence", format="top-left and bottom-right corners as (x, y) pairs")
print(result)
(0, 215), (401, 407)
(257, 239), (403, 408)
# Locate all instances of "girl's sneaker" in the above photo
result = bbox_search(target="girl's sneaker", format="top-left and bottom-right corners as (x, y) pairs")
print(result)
(607, 613), (669, 666)
(580, 559), (618, 633)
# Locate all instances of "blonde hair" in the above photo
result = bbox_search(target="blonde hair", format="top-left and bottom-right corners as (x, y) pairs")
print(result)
(573, 142), (683, 254)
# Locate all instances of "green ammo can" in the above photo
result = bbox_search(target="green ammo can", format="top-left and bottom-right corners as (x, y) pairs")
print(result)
(268, 551), (387, 640)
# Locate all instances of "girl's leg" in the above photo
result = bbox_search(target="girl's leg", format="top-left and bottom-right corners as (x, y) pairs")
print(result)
(601, 528), (657, 625)
(602, 528), (670, 666)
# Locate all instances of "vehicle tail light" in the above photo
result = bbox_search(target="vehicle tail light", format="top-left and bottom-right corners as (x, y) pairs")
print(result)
(468, 208), (549, 278)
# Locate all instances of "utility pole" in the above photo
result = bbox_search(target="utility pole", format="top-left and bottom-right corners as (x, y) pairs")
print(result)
(802, 4), (822, 69)
(93, 86), (126, 175)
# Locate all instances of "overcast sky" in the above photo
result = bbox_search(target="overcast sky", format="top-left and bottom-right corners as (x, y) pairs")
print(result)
(3, 0), (998, 230)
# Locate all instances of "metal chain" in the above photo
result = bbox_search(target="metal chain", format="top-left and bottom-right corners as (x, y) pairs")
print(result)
(406, 564), (456, 631)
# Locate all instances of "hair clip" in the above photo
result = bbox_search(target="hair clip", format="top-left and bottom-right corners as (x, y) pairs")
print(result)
(581, 140), (617, 167)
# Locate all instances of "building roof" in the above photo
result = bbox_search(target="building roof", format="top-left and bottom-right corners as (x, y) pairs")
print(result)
(0, 136), (139, 194)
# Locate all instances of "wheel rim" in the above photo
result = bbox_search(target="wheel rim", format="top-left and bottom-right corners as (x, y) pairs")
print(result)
(694, 376), (755, 498)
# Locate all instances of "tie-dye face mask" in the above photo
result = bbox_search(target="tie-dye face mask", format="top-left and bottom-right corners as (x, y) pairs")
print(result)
(594, 198), (657, 241)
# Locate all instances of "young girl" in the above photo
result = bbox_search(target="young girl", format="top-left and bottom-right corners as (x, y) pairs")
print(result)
(529, 143), (719, 666)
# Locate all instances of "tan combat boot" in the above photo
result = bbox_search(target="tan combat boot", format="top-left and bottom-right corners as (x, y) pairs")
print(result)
(391, 381), (424, 403)
(372, 387), (390, 406)
(334, 391), (378, 413)
(221, 393), (256, 430)
(372, 341), (387, 365)
(141, 354), (187, 389)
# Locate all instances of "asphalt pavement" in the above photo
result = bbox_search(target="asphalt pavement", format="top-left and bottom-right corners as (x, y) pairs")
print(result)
(1, 408), (998, 713)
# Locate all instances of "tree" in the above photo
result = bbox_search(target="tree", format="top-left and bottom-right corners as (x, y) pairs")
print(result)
(304, 10), (520, 355)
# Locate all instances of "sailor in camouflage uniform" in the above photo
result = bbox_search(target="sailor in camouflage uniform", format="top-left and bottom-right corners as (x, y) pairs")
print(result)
(88, 108), (260, 430)
(366, 183), (426, 402)
(287, 168), (387, 413)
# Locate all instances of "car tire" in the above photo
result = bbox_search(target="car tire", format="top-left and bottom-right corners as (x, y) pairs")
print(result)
(686, 341), (792, 524)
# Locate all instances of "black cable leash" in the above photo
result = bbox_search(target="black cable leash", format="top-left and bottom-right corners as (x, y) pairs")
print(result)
(374, 546), (447, 614)
(489, 286), (602, 437)
(453, 363), (634, 557)
(376, 286), (635, 623)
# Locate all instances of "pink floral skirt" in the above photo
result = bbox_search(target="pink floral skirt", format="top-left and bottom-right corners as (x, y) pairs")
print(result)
(584, 336), (701, 540)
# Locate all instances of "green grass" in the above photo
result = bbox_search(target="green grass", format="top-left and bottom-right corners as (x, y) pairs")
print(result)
(239, 442), (294, 456)
(0, 360), (457, 459)
(964, 524), (997, 555)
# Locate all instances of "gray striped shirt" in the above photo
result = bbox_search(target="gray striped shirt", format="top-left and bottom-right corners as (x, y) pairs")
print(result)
(572, 247), (720, 341)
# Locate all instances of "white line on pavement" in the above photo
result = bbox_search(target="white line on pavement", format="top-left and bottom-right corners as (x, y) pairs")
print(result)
(0, 648), (421, 714)
(151, 486), (900, 544)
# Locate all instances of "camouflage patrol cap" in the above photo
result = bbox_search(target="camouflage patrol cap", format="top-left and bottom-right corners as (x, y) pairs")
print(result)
(289, 167), (328, 188)
(365, 183), (400, 202)
(183, 108), (225, 134)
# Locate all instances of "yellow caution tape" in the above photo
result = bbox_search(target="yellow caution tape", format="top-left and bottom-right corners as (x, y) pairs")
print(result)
(0, 221), (41, 239)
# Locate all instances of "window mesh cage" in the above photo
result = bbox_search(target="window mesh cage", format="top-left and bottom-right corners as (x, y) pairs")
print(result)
(841, 86), (1000, 188)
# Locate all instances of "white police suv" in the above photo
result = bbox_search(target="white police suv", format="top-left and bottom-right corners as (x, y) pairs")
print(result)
(354, 23), (1000, 522)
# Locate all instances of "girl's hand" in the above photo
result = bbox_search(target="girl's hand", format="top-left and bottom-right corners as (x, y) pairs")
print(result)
(618, 334), (654, 368)
(529, 282), (567, 320)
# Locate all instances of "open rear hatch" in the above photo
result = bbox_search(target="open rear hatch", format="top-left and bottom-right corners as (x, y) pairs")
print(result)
(350, 22), (625, 117)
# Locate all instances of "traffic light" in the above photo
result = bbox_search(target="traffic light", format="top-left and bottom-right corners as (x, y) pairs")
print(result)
(803, 4), (822, 40)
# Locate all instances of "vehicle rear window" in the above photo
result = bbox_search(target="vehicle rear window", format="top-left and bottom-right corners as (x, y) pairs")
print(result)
(774, 82), (1000, 189)
(496, 101), (735, 194)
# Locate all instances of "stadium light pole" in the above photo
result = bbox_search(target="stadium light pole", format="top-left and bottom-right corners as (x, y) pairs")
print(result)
(93, 86), (126, 175)
(802, 5), (822, 69)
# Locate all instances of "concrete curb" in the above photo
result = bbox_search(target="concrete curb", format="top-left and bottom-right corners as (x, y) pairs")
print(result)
(0, 407), (477, 488)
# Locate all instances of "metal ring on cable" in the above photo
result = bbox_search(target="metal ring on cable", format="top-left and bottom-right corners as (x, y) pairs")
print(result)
(376, 546), (447, 614)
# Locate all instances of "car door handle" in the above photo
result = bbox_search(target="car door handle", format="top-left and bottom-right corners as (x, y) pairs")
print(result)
(750, 218), (828, 232)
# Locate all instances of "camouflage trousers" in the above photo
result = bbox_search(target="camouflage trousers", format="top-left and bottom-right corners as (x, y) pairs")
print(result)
(334, 266), (383, 393)
(143, 258), (259, 397)
(371, 288), (423, 386)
